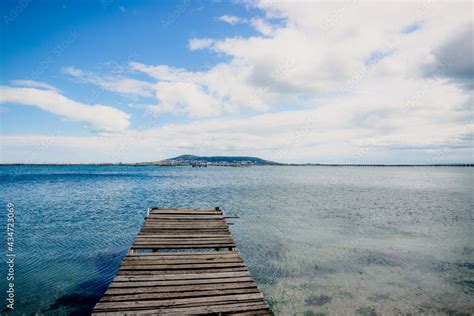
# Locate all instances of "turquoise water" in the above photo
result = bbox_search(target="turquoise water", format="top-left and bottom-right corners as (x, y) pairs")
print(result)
(0, 166), (473, 315)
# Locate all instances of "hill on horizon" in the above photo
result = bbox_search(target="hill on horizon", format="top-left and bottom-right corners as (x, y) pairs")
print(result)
(165, 154), (277, 165)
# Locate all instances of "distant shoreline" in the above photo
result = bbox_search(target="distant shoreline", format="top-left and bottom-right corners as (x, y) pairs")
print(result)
(2, 154), (472, 167)
(0, 163), (472, 167)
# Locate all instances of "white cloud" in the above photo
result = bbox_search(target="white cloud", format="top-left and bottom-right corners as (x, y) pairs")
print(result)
(188, 38), (215, 51)
(152, 81), (222, 117)
(63, 66), (155, 97)
(250, 18), (276, 36)
(129, 62), (190, 81)
(1, 105), (471, 163)
(0, 85), (130, 132)
(11, 80), (60, 92)
(62, 66), (83, 77)
(218, 15), (243, 25)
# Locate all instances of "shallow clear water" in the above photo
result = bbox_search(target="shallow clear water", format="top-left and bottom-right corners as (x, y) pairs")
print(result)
(0, 166), (473, 315)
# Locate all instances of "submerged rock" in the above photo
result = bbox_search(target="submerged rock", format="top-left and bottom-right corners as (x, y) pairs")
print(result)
(305, 295), (333, 306)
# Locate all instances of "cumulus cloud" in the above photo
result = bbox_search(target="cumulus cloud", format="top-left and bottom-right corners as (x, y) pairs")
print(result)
(131, 2), (471, 121)
(0, 85), (130, 132)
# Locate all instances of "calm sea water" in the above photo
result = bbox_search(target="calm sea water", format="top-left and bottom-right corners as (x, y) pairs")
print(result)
(0, 166), (472, 315)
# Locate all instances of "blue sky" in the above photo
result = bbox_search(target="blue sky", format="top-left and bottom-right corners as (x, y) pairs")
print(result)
(0, 1), (472, 163)
(1, 1), (259, 135)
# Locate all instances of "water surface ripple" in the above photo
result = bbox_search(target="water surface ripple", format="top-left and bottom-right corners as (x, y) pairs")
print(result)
(0, 166), (472, 315)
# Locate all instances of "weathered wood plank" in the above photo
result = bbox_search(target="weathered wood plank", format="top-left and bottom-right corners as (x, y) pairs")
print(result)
(135, 234), (232, 238)
(140, 227), (230, 231)
(101, 287), (261, 302)
(113, 271), (251, 281)
(117, 267), (249, 275)
(132, 242), (235, 247)
(109, 276), (254, 288)
(142, 224), (229, 228)
(133, 239), (235, 244)
(92, 302), (269, 315)
(147, 216), (225, 219)
(131, 244), (235, 249)
(124, 253), (241, 258)
(94, 293), (265, 310)
(132, 239), (235, 244)
(149, 210), (222, 215)
(127, 251), (239, 257)
(105, 281), (258, 295)
(120, 262), (246, 270)
(123, 258), (243, 266)
(144, 219), (226, 223)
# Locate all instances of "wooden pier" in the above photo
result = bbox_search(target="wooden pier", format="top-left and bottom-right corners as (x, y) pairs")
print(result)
(92, 207), (273, 315)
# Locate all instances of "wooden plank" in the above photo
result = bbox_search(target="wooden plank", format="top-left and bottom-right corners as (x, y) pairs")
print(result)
(140, 227), (229, 231)
(110, 276), (254, 287)
(146, 216), (225, 219)
(94, 293), (265, 310)
(142, 223), (229, 228)
(117, 267), (249, 275)
(141, 227), (229, 230)
(135, 234), (232, 238)
(125, 252), (240, 259)
(147, 216), (225, 220)
(123, 258), (243, 265)
(144, 219), (226, 223)
(131, 244), (235, 249)
(132, 242), (235, 247)
(148, 212), (223, 216)
(132, 239), (235, 244)
(150, 208), (217, 211)
(133, 238), (235, 242)
(120, 262), (246, 270)
(113, 271), (251, 281)
(142, 222), (228, 226)
(105, 281), (258, 295)
(149, 210), (222, 215)
(134, 238), (235, 242)
(142, 224), (228, 228)
(127, 251), (239, 257)
(121, 256), (245, 263)
(100, 287), (261, 302)
(92, 302), (269, 315)
(140, 227), (229, 230)
(124, 254), (242, 261)
(140, 228), (229, 232)
(138, 230), (230, 233)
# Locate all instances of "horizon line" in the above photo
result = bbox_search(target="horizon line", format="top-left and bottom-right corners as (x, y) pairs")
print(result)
(1, 162), (472, 167)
